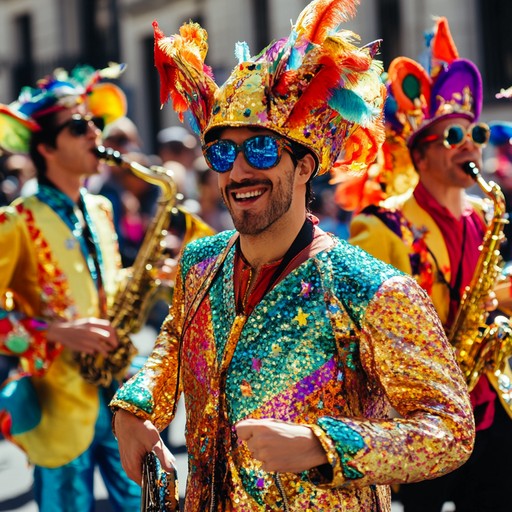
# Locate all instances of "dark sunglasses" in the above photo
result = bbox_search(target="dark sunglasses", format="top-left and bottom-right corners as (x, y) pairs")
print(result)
(422, 123), (490, 149)
(202, 135), (293, 173)
(53, 114), (105, 138)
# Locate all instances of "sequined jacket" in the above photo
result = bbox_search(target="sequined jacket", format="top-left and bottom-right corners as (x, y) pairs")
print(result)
(0, 188), (121, 467)
(111, 230), (474, 512)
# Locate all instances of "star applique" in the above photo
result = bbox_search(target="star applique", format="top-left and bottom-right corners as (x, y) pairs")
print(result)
(299, 280), (313, 298)
(271, 344), (282, 357)
(294, 307), (310, 326)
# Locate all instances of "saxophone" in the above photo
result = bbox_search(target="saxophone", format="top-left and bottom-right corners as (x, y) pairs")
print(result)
(74, 145), (178, 387)
(448, 161), (512, 417)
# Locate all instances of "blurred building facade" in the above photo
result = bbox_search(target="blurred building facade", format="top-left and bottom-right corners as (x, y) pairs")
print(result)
(0, 0), (511, 152)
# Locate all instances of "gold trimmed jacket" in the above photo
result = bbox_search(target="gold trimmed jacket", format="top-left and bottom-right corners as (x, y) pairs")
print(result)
(0, 187), (121, 467)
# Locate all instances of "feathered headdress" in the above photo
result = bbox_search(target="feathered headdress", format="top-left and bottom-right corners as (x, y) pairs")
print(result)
(331, 16), (482, 213)
(0, 63), (127, 154)
(386, 16), (482, 148)
(153, 0), (386, 176)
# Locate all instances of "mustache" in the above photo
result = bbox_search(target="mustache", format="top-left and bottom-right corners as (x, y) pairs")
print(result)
(225, 179), (271, 194)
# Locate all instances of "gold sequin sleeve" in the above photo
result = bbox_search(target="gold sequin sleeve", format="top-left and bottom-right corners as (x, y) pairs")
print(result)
(315, 275), (475, 488)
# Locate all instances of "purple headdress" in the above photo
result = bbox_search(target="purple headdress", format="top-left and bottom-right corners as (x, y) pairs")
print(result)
(385, 17), (483, 147)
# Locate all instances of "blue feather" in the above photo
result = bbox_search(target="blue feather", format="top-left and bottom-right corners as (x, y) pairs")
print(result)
(269, 30), (299, 75)
(288, 47), (302, 71)
(328, 88), (378, 124)
(235, 42), (251, 64)
(184, 111), (201, 136)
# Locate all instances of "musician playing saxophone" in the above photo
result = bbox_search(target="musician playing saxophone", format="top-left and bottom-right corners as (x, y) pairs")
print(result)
(349, 17), (512, 512)
(0, 66), (142, 511)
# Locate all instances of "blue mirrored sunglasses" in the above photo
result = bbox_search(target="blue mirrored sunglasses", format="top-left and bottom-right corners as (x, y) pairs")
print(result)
(422, 123), (490, 149)
(202, 135), (293, 173)
(53, 114), (105, 138)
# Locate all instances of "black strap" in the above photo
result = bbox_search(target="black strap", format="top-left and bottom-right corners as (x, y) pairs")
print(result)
(238, 217), (315, 298)
(267, 217), (314, 292)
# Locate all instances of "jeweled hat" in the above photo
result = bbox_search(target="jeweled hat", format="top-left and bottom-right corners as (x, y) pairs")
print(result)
(153, 0), (386, 176)
(0, 63), (127, 154)
(385, 17), (483, 148)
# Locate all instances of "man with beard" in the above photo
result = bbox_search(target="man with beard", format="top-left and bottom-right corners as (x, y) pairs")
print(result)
(349, 17), (512, 512)
(110, 2), (474, 510)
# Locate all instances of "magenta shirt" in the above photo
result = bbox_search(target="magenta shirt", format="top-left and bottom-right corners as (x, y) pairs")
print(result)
(414, 181), (495, 430)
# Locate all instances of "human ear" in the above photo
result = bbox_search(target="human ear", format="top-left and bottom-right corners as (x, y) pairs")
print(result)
(297, 153), (316, 182)
(37, 142), (56, 160)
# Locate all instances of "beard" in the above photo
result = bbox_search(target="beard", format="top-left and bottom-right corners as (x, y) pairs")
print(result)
(222, 169), (295, 236)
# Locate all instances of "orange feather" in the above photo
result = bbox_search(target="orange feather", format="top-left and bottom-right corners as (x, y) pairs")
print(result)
(273, 70), (299, 97)
(295, 0), (358, 44)
(431, 17), (459, 64)
(388, 57), (431, 112)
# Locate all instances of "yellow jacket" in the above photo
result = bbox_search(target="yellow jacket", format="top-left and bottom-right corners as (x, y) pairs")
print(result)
(0, 190), (122, 467)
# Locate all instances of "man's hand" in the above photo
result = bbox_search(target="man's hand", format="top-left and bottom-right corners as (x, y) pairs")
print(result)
(114, 409), (175, 484)
(493, 279), (512, 315)
(483, 290), (499, 312)
(235, 418), (328, 473)
(46, 317), (119, 356)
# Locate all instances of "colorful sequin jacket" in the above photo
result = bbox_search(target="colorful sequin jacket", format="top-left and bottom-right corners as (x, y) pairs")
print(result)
(0, 187), (122, 467)
(111, 230), (474, 511)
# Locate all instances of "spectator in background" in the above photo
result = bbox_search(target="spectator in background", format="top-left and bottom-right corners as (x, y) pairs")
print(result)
(157, 125), (200, 200)
(87, 115), (144, 241)
(116, 151), (161, 266)
(87, 115), (164, 267)
(0, 152), (36, 206)
(103, 115), (142, 154)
